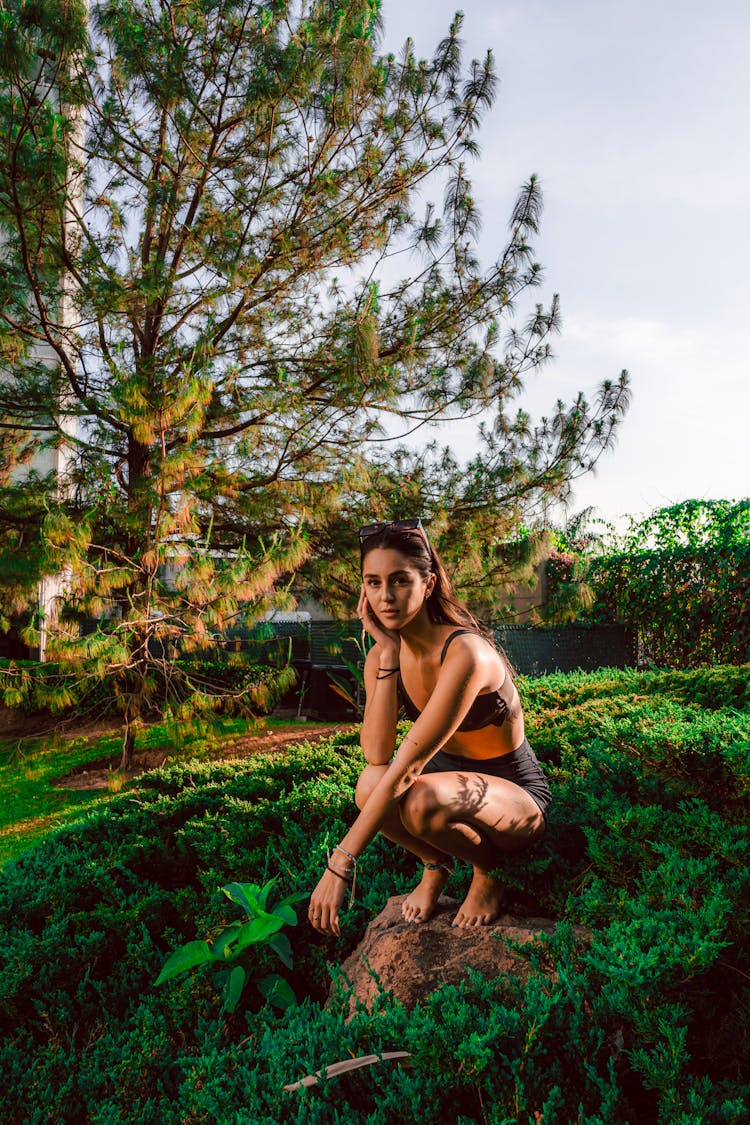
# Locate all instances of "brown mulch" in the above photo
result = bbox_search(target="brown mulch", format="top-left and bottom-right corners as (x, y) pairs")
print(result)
(52, 721), (354, 791)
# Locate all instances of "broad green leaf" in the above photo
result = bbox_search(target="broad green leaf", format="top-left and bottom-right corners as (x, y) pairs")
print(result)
(257, 973), (296, 1010)
(222, 966), (246, 1014)
(270, 902), (297, 926)
(233, 914), (284, 954)
(155, 941), (215, 985)
(267, 931), (293, 970)
(255, 879), (277, 910)
(222, 883), (261, 917)
(222, 880), (275, 917)
(278, 890), (308, 909)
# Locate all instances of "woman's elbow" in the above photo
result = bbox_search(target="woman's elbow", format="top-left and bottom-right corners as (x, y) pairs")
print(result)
(360, 738), (395, 767)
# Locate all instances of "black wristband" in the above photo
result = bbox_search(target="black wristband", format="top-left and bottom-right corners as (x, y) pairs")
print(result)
(326, 863), (353, 882)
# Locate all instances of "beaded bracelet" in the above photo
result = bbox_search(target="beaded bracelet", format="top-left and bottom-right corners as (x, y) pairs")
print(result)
(327, 856), (354, 876)
(334, 843), (358, 865)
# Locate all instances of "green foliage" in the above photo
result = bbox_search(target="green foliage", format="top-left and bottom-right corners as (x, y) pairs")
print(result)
(0, 655), (288, 722)
(587, 499), (750, 668)
(0, 712), (319, 865)
(0, 668), (748, 1122)
(0, 728), (113, 866)
(327, 626), (369, 716)
(156, 878), (307, 1013)
(542, 546), (596, 625)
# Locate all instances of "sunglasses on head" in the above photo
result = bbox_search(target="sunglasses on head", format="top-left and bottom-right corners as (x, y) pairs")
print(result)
(358, 518), (431, 552)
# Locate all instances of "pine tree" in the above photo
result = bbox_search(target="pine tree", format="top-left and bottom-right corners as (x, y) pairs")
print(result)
(0, 0), (629, 763)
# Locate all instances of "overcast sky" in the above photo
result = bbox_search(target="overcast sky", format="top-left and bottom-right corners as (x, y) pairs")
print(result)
(379, 0), (749, 528)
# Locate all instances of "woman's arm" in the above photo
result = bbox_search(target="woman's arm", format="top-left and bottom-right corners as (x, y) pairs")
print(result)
(359, 644), (400, 764)
(309, 637), (491, 934)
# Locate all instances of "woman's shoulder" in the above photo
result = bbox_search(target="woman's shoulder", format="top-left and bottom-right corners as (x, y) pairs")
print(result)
(435, 629), (512, 698)
(437, 627), (500, 666)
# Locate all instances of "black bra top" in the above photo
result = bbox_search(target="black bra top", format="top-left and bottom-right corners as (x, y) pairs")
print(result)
(398, 629), (516, 732)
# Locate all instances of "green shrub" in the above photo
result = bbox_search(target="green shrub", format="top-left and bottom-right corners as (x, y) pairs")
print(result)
(0, 668), (748, 1122)
(587, 499), (750, 668)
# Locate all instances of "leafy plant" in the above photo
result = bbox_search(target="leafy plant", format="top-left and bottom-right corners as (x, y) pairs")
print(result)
(530, 500), (750, 670)
(588, 499), (750, 667)
(328, 626), (370, 716)
(155, 878), (307, 1013)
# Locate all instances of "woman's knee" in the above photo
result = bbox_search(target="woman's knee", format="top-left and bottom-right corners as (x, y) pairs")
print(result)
(399, 779), (445, 836)
(355, 763), (389, 810)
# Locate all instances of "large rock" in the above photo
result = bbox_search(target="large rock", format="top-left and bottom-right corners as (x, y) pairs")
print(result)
(332, 894), (574, 1015)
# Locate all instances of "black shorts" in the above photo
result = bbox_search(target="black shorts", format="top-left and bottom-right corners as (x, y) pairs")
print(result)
(421, 738), (552, 822)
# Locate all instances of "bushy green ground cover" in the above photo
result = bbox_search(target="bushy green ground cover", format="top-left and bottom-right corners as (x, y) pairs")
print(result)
(1, 666), (748, 1123)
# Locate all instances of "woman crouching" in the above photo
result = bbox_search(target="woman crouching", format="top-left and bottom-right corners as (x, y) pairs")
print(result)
(308, 519), (551, 935)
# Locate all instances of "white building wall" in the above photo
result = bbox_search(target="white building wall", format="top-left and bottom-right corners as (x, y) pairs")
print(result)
(1, 45), (85, 659)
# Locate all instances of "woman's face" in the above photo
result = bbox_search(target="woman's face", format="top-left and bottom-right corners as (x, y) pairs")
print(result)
(361, 547), (435, 630)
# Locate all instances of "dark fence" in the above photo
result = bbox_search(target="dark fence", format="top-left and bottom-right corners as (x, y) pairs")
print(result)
(228, 620), (636, 720)
(494, 624), (636, 677)
(227, 621), (365, 720)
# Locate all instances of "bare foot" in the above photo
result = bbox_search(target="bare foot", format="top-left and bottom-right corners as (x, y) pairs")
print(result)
(401, 864), (451, 924)
(452, 871), (506, 928)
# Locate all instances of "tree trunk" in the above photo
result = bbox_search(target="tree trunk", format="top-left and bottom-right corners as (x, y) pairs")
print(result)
(120, 706), (137, 772)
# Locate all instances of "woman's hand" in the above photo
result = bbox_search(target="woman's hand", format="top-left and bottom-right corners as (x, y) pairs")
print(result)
(308, 867), (348, 936)
(357, 586), (401, 656)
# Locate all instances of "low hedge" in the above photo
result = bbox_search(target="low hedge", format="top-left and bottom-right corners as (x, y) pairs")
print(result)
(1, 667), (748, 1122)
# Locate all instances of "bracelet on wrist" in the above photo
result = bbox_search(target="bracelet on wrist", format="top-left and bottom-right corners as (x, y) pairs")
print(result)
(326, 845), (358, 906)
(327, 858), (354, 877)
(326, 863), (353, 883)
(376, 667), (399, 680)
(334, 843), (357, 865)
